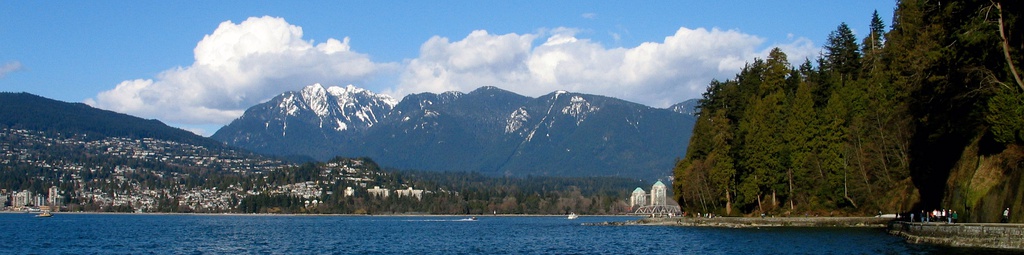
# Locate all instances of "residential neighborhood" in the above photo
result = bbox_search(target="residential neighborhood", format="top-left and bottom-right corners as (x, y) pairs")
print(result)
(0, 128), (424, 213)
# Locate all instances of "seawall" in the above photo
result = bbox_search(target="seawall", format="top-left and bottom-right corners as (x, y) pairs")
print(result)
(887, 221), (1024, 250)
(590, 216), (892, 228)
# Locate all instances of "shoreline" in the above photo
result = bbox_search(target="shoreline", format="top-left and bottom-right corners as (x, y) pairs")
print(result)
(589, 216), (893, 228)
(887, 221), (1024, 250)
(4, 211), (630, 218)
(589, 216), (1024, 251)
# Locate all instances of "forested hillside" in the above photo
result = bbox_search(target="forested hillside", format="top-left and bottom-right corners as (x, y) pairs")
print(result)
(673, 0), (1022, 223)
(0, 92), (223, 148)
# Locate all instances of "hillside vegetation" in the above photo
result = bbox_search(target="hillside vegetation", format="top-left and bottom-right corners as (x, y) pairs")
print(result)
(673, 0), (1023, 222)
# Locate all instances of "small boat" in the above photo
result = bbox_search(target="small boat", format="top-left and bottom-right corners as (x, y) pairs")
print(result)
(567, 213), (578, 220)
(36, 211), (53, 218)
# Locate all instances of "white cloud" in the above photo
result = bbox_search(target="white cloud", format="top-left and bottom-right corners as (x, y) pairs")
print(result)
(88, 15), (819, 136)
(397, 27), (817, 108)
(0, 61), (23, 78)
(392, 30), (537, 96)
(87, 16), (395, 128)
(581, 13), (597, 19)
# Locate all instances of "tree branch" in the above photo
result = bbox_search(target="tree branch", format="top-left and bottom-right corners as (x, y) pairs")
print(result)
(995, 1), (1024, 91)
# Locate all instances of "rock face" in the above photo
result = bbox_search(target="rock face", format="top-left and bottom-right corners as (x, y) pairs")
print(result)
(213, 85), (697, 180)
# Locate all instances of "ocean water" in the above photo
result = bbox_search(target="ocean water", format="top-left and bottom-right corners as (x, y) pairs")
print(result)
(0, 213), (1003, 254)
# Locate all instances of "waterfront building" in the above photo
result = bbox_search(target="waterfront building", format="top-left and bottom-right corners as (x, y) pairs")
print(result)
(395, 187), (424, 200)
(34, 194), (45, 207)
(631, 180), (681, 217)
(367, 186), (389, 198)
(651, 181), (667, 206)
(47, 186), (62, 207)
(12, 190), (32, 208)
(630, 187), (647, 208)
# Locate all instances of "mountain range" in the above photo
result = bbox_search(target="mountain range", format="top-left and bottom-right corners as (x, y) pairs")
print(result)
(212, 84), (696, 180)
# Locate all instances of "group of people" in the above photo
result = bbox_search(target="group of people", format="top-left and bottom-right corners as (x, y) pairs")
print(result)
(909, 209), (958, 224)
(903, 207), (1012, 223)
(687, 212), (715, 218)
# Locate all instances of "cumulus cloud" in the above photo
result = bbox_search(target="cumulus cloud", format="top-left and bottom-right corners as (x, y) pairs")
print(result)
(88, 15), (818, 135)
(87, 16), (395, 126)
(0, 61), (23, 78)
(396, 27), (817, 107)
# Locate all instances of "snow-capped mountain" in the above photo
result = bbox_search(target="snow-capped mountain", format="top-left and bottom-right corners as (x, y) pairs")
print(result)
(668, 98), (701, 116)
(211, 83), (396, 159)
(213, 85), (696, 180)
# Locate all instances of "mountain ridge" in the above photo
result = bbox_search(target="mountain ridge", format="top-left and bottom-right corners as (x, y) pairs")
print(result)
(213, 85), (697, 180)
(0, 92), (224, 149)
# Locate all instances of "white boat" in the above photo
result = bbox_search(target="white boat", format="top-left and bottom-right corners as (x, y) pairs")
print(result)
(567, 213), (578, 220)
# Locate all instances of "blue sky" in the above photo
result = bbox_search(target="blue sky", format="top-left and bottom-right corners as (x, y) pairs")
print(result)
(1, 1), (896, 135)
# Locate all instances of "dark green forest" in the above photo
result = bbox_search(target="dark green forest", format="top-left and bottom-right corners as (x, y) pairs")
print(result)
(673, 0), (1023, 223)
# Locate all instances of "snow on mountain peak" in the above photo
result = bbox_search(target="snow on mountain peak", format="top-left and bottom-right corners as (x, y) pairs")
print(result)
(561, 95), (599, 125)
(326, 84), (398, 108)
(300, 83), (330, 117)
(264, 83), (400, 133)
(505, 107), (530, 134)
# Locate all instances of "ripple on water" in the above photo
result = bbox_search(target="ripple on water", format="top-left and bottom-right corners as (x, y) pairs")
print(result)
(0, 214), (1003, 255)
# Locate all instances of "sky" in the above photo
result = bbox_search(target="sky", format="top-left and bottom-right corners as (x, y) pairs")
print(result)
(1, 1), (896, 136)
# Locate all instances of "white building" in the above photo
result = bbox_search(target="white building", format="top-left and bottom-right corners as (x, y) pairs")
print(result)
(344, 187), (356, 197)
(651, 181), (667, 206)
(395, 187), (424, 200)
(47, 186), (62, 206)
(630, 187), (647, 208)
(34, 194), (45, 208)
(12, 190), (32, 208)
(367, 186), (389, 198)
(631, 180), (680, 217)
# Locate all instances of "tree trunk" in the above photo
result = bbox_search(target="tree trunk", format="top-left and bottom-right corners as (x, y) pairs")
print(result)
(788, 168), (795, 211)
(844, 166), (859, 208)
(995, 2), (1024, 91)
(772, 190), (778, 208)
(725, 188), (733, 215)
(855, 135), (874, 194)
(757, 194), (764, 213)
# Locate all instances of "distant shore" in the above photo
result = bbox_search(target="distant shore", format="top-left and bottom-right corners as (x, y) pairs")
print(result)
(4, 211), (613, 218)
(588, 216), (893, 228)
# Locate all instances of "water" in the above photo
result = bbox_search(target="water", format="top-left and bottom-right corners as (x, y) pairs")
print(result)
(0, 213), (1002, 254)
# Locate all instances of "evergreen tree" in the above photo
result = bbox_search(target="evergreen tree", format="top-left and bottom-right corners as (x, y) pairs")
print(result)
(783, 78), (816, 211)
(823, 22), (863, 83)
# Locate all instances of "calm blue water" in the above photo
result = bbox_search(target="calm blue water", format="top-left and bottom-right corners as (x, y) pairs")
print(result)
(0, 213), (1000, 254)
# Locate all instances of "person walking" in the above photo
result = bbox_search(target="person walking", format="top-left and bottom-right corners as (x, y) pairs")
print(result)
(1003, 208), (1010, 223)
